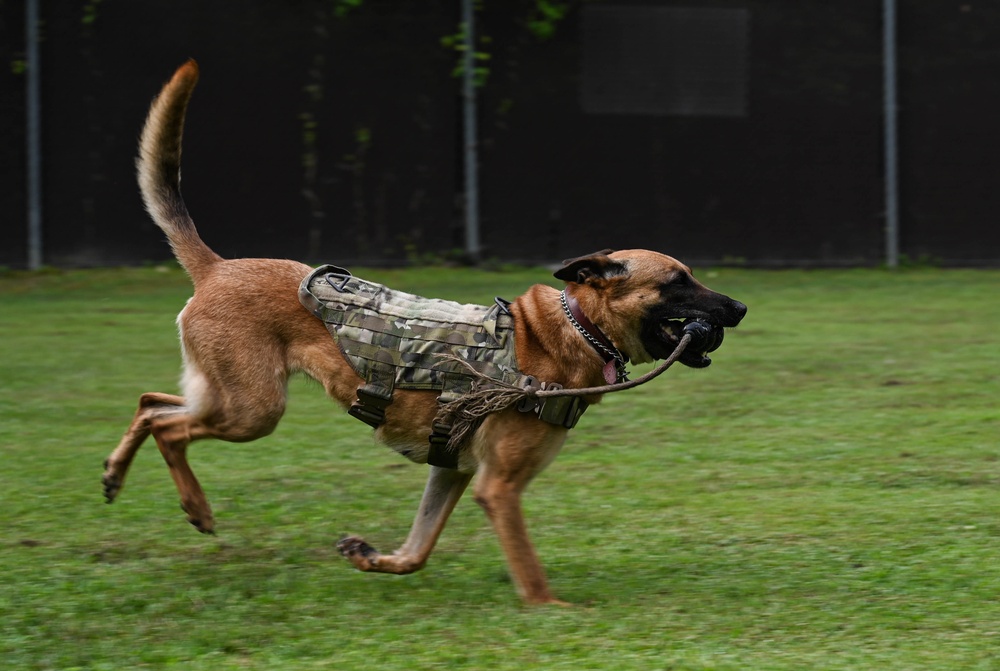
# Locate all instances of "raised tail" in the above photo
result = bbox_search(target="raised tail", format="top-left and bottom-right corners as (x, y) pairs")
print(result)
(137, 59), (222, 281)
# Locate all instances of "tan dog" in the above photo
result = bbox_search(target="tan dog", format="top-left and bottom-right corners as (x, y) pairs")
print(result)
(103, 60), (747, 605)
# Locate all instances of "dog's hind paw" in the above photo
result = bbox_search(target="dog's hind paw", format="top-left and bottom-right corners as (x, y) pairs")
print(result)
(337, 536), (381, 571)
(102, 461), (123, 503)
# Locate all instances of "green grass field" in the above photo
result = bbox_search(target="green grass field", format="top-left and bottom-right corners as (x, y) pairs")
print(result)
(1, 265), (998, 670)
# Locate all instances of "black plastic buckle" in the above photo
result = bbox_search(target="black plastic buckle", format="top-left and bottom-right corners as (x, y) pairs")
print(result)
(559, 397), (585, 429)
(347, 404), (384, 428)
(428, 420), (453, 445)
(347, 386), (392, 428)
(517, 376), (540, 413)
(537, 396), (584, 429)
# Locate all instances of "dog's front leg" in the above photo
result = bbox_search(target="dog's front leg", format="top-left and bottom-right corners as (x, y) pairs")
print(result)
(473, 421), (569, 605)
(338, 465), (472, 574)
(474, 469), (565, 605)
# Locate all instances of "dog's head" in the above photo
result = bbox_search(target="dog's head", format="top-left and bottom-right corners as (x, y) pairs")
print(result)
(554, 249), (747, 368)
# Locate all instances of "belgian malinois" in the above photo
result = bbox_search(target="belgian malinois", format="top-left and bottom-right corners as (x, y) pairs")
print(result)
(103, 60), (747, 605)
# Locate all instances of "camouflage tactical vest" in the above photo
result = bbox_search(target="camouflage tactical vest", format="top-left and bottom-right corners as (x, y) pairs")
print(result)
(299, 263), (526, 394)
(299, 266), (587, 466)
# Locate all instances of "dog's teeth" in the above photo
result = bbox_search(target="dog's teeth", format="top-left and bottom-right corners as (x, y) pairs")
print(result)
(661, 322), (681, 342)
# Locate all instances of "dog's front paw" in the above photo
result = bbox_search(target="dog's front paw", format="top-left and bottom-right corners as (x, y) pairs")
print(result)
(180, 500), (215, 535)
(337, 536), (381, 571)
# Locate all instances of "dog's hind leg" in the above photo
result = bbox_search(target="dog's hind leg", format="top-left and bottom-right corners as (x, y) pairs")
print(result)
(147, 413), (218, 534)
(103, 392), (186, 503)
(102, 391), (218, 533)
(338, 466), (473, 574)
(148, 365), (289, 534)
(105, 357), (289, 534)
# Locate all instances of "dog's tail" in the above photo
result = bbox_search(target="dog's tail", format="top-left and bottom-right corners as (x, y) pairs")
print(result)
(137, 59), (222, 282)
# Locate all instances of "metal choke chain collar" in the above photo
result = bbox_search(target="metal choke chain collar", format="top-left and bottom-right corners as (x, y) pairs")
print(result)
(560, 290), (629, 383)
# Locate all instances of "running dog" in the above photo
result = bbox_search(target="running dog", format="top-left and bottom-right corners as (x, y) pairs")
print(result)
(102, 60), (747, 605)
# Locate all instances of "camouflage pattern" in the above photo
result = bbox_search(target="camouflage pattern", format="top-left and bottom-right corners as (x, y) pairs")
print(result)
(299, 265), (529, 398)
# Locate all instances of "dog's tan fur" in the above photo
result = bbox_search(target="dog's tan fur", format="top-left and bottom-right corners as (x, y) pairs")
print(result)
(103, 60), (746, 604)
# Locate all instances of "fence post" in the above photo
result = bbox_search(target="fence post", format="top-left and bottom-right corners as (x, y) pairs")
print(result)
(883, 0), (900, 268)
(461, 0), (480, 262)
(26, 0), (43, 270)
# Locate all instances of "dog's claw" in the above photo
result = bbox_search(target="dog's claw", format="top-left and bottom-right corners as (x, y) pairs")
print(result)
(187, 517), (216, 534)
(178, 501), (215, 534)
(102, 469), (121, 503)
(338, 536), (381, 571)
(182, 512), (214, 535)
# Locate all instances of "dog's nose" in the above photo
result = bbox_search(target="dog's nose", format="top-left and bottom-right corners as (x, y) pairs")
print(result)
(729, 300), (748, 326)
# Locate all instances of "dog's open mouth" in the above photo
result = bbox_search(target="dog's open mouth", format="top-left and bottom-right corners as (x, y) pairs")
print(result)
(660, 319), (725, 368)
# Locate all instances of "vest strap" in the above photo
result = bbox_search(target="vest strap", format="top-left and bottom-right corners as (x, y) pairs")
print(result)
(348, 385), (393, 428)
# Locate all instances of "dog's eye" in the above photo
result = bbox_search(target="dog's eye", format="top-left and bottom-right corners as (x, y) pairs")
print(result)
(665, 273), (693, 288)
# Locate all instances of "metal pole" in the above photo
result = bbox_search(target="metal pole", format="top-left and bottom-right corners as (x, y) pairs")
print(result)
(26, 0), (43, 270)
(461, 0), (480, 261)
(883, 0), (899, 268)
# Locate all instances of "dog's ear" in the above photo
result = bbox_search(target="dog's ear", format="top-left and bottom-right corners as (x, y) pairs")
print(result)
(553, 249), (625, 284)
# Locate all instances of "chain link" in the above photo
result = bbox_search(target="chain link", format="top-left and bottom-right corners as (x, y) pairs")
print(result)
(560, 291), (628, 378)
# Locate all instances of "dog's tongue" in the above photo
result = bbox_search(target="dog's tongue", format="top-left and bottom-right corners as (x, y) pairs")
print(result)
(602, 360), (618, 385)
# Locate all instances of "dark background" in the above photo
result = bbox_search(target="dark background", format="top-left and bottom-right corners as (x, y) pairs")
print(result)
(1, 0), (998, 268)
